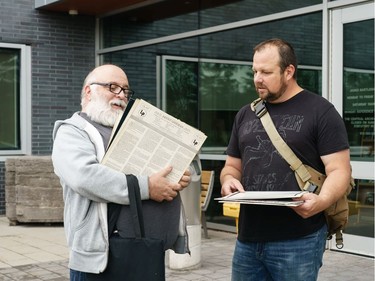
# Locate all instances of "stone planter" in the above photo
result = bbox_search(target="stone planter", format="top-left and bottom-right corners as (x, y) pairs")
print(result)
(5, 156), (63, 225)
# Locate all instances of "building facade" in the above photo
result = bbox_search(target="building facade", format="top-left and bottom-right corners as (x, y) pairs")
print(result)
(0, 0), (374, 256)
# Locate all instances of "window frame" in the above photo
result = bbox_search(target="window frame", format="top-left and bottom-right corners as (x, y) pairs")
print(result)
(159, 55), (322, 160)
(0, 43), (31, 160)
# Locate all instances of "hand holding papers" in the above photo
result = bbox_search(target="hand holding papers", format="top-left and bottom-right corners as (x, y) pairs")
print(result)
(216, 191), (308, 206)
(102, 99), (207, 183)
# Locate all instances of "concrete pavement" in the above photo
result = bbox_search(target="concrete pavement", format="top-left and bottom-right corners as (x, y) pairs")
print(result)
(0, 216), (373, 280)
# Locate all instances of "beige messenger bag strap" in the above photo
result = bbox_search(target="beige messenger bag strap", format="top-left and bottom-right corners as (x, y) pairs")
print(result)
(250, 98), (324, 193)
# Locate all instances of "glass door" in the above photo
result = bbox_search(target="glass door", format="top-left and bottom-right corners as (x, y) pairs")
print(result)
(331, 2), (374, 257)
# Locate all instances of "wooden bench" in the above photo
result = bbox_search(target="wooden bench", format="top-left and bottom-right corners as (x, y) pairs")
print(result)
(201, 170), (215, 238)
(223, 202), (240, 232)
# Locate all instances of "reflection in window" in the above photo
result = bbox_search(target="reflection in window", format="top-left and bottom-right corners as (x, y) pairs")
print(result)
(343, 70), (374, 161)
(343, 19), (374, 162)
(346, 179), (374, 238)
(199, 60), (255, 151)
(0, 49), (20, 150)
(164, 58), (255, 154)
(163, 57), (322, 154)
(165, 59), (198, 127)
(100, 0), (322, 48)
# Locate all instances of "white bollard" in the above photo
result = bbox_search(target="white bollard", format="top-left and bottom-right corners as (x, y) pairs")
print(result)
(167, 224), (201, 269)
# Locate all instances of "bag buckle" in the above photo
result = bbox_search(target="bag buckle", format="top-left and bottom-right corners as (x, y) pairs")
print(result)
(254, 100), (267, 118)
(306, 183), (318, 193)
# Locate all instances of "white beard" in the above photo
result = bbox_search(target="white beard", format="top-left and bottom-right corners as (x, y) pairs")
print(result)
(85, 94), (124, 127)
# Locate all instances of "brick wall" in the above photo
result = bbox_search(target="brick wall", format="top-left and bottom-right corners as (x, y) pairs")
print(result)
(0, 0), (96, 214)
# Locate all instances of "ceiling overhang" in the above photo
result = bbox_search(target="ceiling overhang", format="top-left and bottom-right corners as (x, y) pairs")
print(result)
(35, 0), (241, 21)
(35, 0), (166, 18)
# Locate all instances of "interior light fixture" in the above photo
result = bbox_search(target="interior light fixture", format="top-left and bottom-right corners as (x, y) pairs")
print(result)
(68, 9), (78, 15)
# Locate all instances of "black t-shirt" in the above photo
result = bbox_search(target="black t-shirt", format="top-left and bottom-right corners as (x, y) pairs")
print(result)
(226, 90), (349, 242)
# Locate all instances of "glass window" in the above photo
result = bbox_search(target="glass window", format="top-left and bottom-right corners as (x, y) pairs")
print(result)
(100, 10), (200, 48)
(101, 10), (323, 229)
(164, 58), (199, 127)
(160, 57), (321, 155)
(343, 19), (374, 162)
(199, 0), (321, 28)
(160, 13), (322, 155)
(0, 43), (30, 157)
(100, 0), (322, 48)
(0, 48), (20, 150)
(346, 179), (374, 239)
(162, 57), (255, 152)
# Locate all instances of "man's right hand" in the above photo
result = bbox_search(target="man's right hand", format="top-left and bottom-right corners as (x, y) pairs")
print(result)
(221, 177), (245, 196)
(148, 166), (183, 202)
(220, 156), (244, 196)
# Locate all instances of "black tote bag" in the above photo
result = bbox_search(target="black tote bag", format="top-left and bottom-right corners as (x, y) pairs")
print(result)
(87, 175), (165, 281)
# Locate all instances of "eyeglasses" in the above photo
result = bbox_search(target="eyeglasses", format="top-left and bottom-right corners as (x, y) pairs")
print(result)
(90, 82), (135, 99)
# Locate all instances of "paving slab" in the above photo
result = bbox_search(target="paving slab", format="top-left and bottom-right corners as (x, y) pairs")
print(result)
(0, 216), (373, 280)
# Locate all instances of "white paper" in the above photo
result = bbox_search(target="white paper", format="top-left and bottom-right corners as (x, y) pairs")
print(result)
(219, 199), (304, 206)
(216, 191), (307, 207)
(101, 99), (207, 183)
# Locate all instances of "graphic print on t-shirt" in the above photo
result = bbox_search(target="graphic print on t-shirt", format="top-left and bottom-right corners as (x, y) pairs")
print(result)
(241, 114), (304, 192)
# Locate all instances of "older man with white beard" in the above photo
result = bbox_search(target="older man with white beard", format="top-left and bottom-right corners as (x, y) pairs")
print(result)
(52, 64), (191, 281)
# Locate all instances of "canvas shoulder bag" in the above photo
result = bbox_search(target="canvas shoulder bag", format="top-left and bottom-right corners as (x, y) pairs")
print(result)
(250, 98), (354, 249)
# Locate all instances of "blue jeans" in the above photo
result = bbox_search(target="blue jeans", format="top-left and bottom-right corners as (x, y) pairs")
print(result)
(232, 224), (327, 281)
(70, 269), (87, 281)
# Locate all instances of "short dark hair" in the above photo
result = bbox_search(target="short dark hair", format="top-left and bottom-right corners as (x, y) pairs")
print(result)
(253, 38), (298, 79)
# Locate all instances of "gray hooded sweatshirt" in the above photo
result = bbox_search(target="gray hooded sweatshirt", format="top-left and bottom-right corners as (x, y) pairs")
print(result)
(52, 112), (189, 274)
